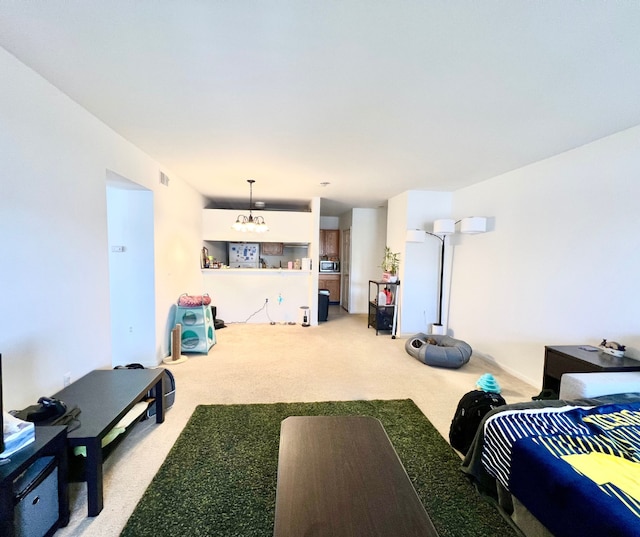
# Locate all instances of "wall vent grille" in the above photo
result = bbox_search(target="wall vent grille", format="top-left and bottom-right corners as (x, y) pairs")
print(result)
(159, 171), (170, 186)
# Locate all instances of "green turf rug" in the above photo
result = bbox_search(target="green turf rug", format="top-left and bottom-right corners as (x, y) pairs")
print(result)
(121, 399), (517, 537)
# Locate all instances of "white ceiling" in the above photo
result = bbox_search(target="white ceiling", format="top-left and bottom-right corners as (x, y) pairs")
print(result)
(2, 1), (640, 215)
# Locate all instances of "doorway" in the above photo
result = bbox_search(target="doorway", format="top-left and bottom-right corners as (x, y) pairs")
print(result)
(106, 171), (156, 366)
(341, 228), (351, 312)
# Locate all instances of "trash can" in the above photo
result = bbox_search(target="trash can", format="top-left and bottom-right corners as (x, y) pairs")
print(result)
(318, 289), (330, 322)
(299, 306), (310, 327)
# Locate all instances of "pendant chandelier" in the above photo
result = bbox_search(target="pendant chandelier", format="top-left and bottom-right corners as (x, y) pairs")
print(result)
(232, 179), (268, 233)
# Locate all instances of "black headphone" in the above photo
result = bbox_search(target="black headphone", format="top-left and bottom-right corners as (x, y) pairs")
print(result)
(27, 397), (67, 422)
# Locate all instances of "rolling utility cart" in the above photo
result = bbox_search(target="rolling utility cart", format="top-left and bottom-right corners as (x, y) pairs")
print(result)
(368, 280), (400, 338)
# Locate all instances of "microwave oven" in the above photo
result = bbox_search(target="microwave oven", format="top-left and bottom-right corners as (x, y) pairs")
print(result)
(319, 260), (339, 272)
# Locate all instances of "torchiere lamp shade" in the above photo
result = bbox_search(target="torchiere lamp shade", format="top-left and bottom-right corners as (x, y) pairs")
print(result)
(433, 219), (455, 235)
(460, 217), (487, 234)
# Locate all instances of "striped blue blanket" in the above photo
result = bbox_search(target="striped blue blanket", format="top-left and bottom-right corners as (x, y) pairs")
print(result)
(482, 401), (640, 537)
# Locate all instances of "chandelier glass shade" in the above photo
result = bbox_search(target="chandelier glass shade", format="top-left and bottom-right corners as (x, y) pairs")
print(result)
(232, 179), (268, 233)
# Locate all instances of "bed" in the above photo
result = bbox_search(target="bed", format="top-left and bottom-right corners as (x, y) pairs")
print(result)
(461, 391), (640, 537)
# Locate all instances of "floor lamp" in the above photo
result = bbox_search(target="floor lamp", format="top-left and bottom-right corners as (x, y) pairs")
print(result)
(406, 217), (487, 335)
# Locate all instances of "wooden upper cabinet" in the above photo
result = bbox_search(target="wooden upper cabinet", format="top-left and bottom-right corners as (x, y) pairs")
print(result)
(320, 230), (340, 258)
(261, 242), (284, 256)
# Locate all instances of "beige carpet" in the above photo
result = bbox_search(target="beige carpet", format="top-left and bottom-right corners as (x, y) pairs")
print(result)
(56, 306), (537, 536)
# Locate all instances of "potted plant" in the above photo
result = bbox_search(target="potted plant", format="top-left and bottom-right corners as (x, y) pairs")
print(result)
(381, 246), (400, 282)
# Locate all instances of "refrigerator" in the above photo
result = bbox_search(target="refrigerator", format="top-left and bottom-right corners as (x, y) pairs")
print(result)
(228, 243), (260, 268)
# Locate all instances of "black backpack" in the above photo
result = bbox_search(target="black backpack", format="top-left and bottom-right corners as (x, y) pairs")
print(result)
(449, 390), (506, 455)
(114, 363), (175, 418)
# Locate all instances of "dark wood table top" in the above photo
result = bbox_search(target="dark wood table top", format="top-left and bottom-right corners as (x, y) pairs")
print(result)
(273, 416), (438, 537)
(0, 426), (67, 480)
(52, 369), (163, 443)
(546, 345), (640, 370)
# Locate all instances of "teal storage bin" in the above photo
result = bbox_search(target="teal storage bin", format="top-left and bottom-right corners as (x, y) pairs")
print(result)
(174, 305), (215, 353)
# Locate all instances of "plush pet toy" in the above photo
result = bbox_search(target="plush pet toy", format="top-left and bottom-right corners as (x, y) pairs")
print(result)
(410, 337), (439, 348)
(600, 339), (626, 351)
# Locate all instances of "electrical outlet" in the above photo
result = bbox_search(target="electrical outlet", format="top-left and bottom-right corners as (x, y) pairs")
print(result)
(63, 372), (71, 387)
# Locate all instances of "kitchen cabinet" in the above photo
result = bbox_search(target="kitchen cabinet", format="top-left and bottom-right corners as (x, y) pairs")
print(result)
(320, 230), (340, 258)
(261, 242), (284, 255)
(319, 274), (340, 303)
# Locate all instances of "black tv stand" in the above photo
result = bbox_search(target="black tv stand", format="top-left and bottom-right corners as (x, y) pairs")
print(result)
(0, 426), (69, 537)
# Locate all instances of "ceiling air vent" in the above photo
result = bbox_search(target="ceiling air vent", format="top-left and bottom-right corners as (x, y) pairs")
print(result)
(159, 171), (170, 186)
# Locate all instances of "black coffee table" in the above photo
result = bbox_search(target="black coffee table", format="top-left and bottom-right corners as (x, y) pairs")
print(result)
(273, 416), (439, 536)
(53, 369), (164, 516)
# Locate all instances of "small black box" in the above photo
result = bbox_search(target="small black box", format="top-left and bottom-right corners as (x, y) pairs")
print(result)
(13, 456), (59, 537)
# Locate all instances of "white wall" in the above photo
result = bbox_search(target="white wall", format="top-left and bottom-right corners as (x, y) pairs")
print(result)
(107, 181), (155, 366)
(401, 191), (453, 335)
(0, 47), (204, 409)
(201, 271), (313, 324)
(320, 216), (340, 230)
(203, 209), (315, 242)
(450, 125), (640, 386)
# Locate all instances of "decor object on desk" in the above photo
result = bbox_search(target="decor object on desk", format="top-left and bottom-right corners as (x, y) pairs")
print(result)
(405, 333), (472, 369)
(599, 338), (626, 357)
(231, 179), (268, 233)
(380, 246), (400, 282)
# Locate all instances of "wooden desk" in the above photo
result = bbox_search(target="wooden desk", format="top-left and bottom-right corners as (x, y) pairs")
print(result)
(273, 416), (438, 537)
(543, 345), (640, 397)
(0, 426), (69, 537)
(52, 369), (164, 516)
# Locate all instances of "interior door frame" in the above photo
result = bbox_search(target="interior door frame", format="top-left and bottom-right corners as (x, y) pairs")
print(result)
(340, 228), (351, 311)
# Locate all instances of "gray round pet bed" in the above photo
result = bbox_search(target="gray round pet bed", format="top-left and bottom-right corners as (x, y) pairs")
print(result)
(405, 333), (472, 369)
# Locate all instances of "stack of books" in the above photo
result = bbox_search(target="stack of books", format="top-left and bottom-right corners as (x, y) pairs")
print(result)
(1, 412), (35, 459)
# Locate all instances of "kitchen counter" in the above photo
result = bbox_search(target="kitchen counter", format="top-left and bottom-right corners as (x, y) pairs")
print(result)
(202, 268), (312, 273)
(201, 269), (317, 324)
